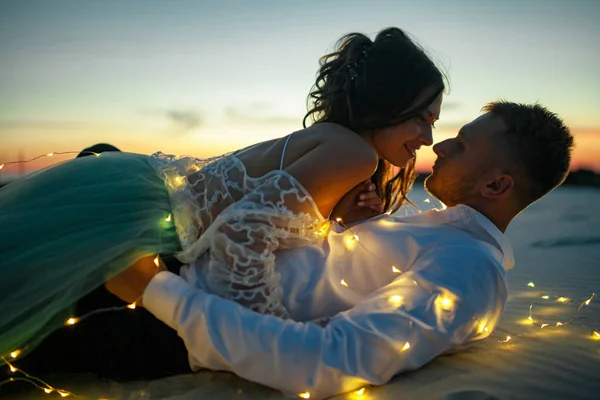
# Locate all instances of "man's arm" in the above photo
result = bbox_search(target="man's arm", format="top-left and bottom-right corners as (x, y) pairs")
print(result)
(144, 249), (507, 399)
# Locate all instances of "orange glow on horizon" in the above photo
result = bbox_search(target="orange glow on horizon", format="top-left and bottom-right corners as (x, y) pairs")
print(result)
(1, 127), (599, 178)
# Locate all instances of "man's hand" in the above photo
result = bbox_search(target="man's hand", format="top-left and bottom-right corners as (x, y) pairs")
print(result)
(105, 255), (167, 306)
(330, 179), (384, 225)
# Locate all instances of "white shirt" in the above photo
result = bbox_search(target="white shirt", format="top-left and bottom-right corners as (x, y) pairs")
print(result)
(144, 205), (514, 399)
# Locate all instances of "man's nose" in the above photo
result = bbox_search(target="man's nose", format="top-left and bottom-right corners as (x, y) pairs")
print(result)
(432, 139), (449, 158)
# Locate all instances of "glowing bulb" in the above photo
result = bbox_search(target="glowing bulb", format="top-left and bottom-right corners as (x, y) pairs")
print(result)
(556, 322), (563, 327)
(341, 279), (348, 287)
(58, 391), (70, 397)
(356, 387), (366, 395)
(335, 217), (342, 222)
(65, 317), (79, 326)
(484, 326), (489, 332)
(402, 342), (410, 351)
(165, 214), (172, 222)
(541, 296), (549, 299)
(557, 297), (570, 303)
(353, 234), (359, 241)
(298, 392), (311, 399)
(478, 322), (487, 334)
(127, 303), (137, 310)
(47, 153), (54, 157)
(540, 323), (549, 329)
(389, 295), (404, 305)
(385, 210), (393, 215)
(423, 198), (431, 203)
(0, 164), (4, 170)
(392, 266), (401, 273)
(44, 388), (53, 394)
(504, 336), (512, 342)
(10, 350), (21, 359)
(154, 256), (160, 267)
(521, 317), (534, 325)
(527, 282), (535, 288)
(435, 295), (454, 311)
(593, 330), (600, 340)
(9, 365), (17, 373)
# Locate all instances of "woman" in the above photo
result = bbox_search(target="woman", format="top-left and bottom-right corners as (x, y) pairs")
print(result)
(0, 27), (443, 380)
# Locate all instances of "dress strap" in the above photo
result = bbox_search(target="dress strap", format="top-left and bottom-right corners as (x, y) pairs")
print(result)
(279, 133), (293, 170)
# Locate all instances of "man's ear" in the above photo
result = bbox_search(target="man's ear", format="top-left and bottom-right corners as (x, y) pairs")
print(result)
(481, 172), (514, 199)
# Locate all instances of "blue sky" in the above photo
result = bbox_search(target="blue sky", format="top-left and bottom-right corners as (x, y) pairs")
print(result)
(1, 0), (599, 171)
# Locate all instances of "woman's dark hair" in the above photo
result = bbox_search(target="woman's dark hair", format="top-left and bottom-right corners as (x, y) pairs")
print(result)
(303, 27), (446, 213)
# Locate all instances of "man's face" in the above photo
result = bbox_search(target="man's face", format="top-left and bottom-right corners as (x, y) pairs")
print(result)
(424, 113), (507, 207)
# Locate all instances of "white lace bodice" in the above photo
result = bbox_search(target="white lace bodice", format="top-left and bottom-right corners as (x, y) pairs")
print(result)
(150, 151), (328, 317)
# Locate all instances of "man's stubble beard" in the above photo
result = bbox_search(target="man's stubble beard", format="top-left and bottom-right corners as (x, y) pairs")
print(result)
(424, 173), (478, 207)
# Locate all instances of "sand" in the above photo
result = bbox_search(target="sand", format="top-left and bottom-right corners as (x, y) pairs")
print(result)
(4, 186), (600, 399)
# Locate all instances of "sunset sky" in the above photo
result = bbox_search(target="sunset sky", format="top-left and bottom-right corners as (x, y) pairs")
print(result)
(1, 0), (599, 178)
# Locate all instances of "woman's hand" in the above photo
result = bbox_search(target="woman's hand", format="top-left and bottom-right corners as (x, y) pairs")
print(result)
(330, 179), (384, 225)
(105, 255), (167, 306)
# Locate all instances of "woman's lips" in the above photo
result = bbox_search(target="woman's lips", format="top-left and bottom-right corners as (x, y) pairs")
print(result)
(405, 144), (416, 158)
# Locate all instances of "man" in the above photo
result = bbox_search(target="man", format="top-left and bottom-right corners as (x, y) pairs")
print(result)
(134, 102), (574, 399)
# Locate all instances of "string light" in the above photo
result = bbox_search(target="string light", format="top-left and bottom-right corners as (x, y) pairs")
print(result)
(2, 151), (599, 397)
(436, 296), (454, 311)
(389, 295), (404, 306)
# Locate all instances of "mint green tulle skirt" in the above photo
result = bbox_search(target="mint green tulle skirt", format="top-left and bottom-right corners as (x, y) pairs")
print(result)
(0, 152), (180, 361)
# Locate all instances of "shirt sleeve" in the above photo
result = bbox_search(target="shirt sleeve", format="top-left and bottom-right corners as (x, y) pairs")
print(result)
(144, 247), (507, 400)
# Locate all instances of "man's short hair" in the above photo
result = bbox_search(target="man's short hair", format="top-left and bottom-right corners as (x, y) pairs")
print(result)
(77, 143), (121, 158)
(482, 101), (574, 207)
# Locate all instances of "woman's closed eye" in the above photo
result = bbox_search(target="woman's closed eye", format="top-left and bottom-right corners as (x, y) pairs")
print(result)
(418, 115), (436, 128)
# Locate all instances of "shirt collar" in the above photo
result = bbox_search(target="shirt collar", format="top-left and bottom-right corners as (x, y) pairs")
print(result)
(391, 205), (515, 271)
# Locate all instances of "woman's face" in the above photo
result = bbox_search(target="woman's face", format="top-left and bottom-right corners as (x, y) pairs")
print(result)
(365, 90), (443, 168)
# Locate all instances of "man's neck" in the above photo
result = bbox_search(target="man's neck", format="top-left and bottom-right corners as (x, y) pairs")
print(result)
(461, 201), (513, 233)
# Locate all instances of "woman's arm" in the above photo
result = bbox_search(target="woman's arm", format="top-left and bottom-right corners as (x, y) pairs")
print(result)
(283, 123), (379, 219)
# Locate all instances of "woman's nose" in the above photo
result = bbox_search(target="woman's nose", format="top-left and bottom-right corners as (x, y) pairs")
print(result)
(419, 125), (434, 146)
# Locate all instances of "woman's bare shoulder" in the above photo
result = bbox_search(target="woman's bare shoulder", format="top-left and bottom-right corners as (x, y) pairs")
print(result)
(297, 123), (379, 165)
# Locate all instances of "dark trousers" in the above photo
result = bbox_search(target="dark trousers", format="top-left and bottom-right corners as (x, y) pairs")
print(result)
(1, 256), (191, 394)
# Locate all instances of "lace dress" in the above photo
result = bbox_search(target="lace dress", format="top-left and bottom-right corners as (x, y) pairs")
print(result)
(149, 151), (328, 318)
